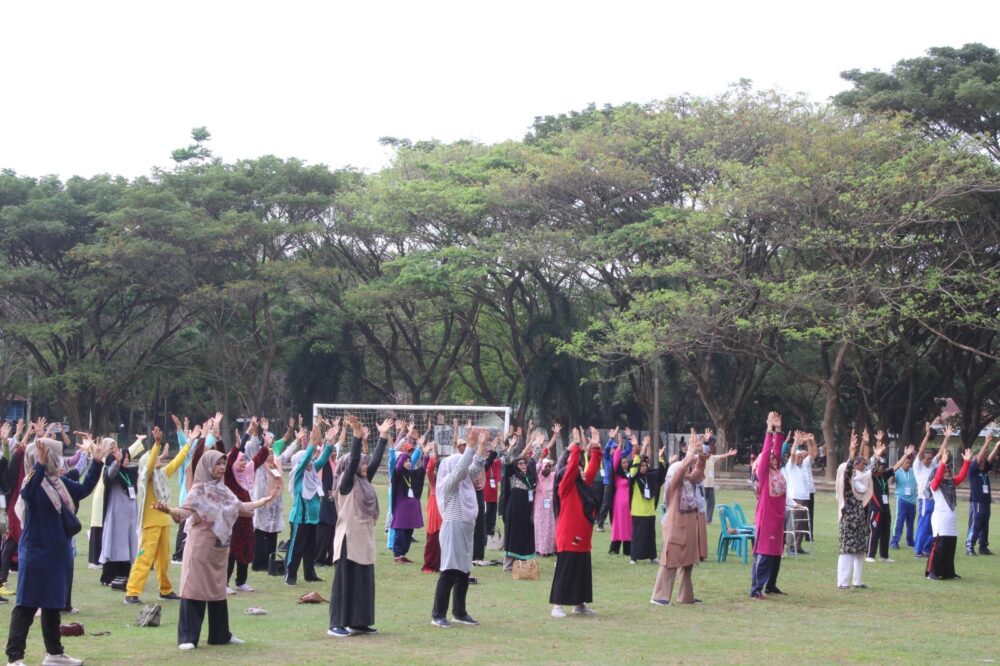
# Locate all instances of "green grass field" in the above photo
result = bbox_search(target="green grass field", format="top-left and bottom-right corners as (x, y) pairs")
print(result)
(6, 487), (1000, 665)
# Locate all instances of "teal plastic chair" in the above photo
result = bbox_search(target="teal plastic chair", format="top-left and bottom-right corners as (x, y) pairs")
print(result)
(731, 503), (755, 535)
(717, 505), (754, 563)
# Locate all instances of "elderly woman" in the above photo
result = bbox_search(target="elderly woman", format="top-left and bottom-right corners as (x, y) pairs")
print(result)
(327, 417), (388, 637)
(836, 433), (873, 589)
(650, 442), (704, 604)
(6, 435), (108, 666)
(750, 412), (792, 599)
(156, 449), (277, 650)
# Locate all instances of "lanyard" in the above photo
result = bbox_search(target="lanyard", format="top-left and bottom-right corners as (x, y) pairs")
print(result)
(119, 471), (133, 488)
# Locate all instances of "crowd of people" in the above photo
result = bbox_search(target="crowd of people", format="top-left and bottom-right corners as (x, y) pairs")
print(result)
(0, 410), (996, 665)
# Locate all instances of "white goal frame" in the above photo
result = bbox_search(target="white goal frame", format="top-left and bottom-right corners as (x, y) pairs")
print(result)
(312, 403), (512, 454)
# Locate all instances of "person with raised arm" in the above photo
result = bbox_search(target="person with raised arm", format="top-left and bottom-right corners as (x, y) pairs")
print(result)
(99, 437), (140, 586)
(913, 422), (943, 558)
(533, 425), (560, 557)
(650, 432), (706, 604)
(285, 424), (335, 585)
(1, 419), (29, 598)
(965, 431), (998, 556)
(836, 431), (872, 589)
(750, 412), (791, 599)
(889, 441), (918, 552)
(154, 449), (277, 650)
(632, 437), (673, 565)
(251, 418), (297, 571)
(926, 444), (972, 580)
(327, 416), (388, 637)
(124, 424), (193, 605)
(5, 434), (109, 666)
(864, 430), (907, 563)
(431, 429), (488, 628)
(422, 438), (443, 572)
(223, 419), (273, 593)
(549, 426), (603, 618)
(315, 418), (343, 568)
(500, 429), (538, 571)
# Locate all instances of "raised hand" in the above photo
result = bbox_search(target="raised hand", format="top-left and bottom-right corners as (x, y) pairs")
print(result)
(849, 430), (859, 457)
(962, 448), (973, 462)
(904, 444), (916, 458)
(260, 417), (270, 432)
(0, 422), (9, 440)
(943, 425), (953, 440)
(552, 423), (562, 435)
(861, 429), (870, 446)
(377, 417), (393, 437)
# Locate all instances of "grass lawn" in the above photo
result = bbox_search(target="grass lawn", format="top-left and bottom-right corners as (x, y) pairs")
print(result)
(5, 487), (1000, 665)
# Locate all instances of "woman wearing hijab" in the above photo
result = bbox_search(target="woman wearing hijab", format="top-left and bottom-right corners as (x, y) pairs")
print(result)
(750, 412), (789, 599)
(629, 444), (667, 564)
(327, 417), (388, 637)
(549, 427), (603, 618)
(534, 456), (557, 557)
(285, 426), (335, 585)
(155, 449), (277, 650)
(5, 435), (108, 666)
(223, 436), (270, 592)
(422, 442), (443, 572)
(501, 435), (538, 571)
(836, 432), (873, 589)
(390, 440), (425, 564)
(249, 421), (297, 572)
(608, 434), (635, 556)
(99, 440), (139, 586)
(650, 441), (704, 604)
(926, 445), (972, 580)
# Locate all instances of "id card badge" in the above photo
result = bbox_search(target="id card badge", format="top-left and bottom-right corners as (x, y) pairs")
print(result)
(984, 484), (990, 495)
(489, 479), (496, 488)
(882, 494), (889, 504)
(528, 490), (535, 502)
(643, 488), (651, 499)
(128, 487), (136, 500)
(543, 498), (551, 509)
(903, 487), (911, 496)
(407, 488), (415, 499)
(600, 467), (605, 478)
(0, 494), (5, 509)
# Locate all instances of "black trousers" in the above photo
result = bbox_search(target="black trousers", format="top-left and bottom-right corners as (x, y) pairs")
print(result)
(315, 522), (335, 565)
(597, 484), (610, 526)
(173, 523), (187, 561)
(178, 598), (231, 647)
(473, 491), (486, 560)
(64, 562), (74, 611)
(806, 493), (815, 541)
(609, 540), (631, 556)
(0, 537), (17, 583)
(392, 528), (414, 558)
(485, 501), (499, 536)
(6, 606), (62, 662)
(252, 530), (278, 571)
(286, 522), (317, 581)
(705, 487), (716, 523)
(226, 556), (248, 587)
(868, 506), (891, 559)
(432, 568), (470, 619)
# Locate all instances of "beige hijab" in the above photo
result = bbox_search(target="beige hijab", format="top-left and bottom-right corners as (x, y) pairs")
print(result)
(183, 450), (241, 546)
(15, 438), (74, 523)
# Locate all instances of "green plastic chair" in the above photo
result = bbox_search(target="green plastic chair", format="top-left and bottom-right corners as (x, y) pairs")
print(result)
(731, 503), (755, 535)
(717, 505), (754, 563)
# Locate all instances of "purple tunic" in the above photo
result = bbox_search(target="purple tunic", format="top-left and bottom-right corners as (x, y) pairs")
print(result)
(390, 454), (425, 529)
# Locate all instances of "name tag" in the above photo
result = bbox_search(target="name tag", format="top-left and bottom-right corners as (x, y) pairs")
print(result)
(543, 498), (551, 509)
(643, 488), (651, 499)
(903, 487), (911, 496)
(128, 487), (136, 500)
(600, 468), (605, 478)
(489, 479), (496, 488)
(882, 494), (889, 504)
(984, 484), (990, 495)
(407, 489), (414, 499)
(0, 495), (5, 508)
(528, 490), (534, 503)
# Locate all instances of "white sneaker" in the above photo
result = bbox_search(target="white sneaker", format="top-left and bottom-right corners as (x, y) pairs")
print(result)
(651, 558), (660, 564)
(628, 559), (637, 565)
(43, 655), (83, 666)
(228, 636), (245, 645)
(178, 643), (196, 651)
(235, 584), (254, 593)
(226, 586), (236, 595)
(550, 605), (566, 618)
(87, 563), (101, 570)
(572, 604), (597, 616)
(881, 558), (895, 563)
(7, 660), (27, 666)
(865, 557), (876, 563)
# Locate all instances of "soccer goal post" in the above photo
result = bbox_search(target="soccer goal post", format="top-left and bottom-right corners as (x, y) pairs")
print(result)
(311, 403), (512, 455)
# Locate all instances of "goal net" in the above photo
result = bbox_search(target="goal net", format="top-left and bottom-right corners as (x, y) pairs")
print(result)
(312, 403), (511, 456)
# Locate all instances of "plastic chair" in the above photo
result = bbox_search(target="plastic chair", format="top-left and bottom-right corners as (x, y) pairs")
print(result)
(731, 503), (755, 535)
(717, 505), (754, 563)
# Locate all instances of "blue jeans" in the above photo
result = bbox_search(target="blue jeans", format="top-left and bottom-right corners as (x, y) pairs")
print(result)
(967, 501), (991, 552)
(890, 500), (916, 548)
(914, 497), (935, 555)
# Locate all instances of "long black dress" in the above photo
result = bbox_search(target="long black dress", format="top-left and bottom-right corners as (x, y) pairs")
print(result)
(502, 459), (536, 560)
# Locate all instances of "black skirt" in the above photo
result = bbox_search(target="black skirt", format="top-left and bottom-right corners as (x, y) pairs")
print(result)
(631, 516), (657, 561)
(549, 551), (592, 605)
(88, 526), (103, 566)
(926, 535), (957, 579)
(503, 489), (535, 558)
(329, 539), (375, 629)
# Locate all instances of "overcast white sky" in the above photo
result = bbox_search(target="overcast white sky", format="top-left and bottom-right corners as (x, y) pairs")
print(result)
(3, 0), (999, 180)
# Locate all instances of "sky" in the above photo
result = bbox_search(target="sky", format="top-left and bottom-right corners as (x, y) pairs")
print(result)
(3, 0), (999, 180)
